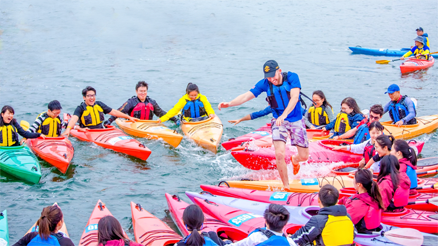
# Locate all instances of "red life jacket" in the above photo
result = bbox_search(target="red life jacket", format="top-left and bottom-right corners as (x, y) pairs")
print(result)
(131, 102), (154, 120)
(363, 141), (376, 163)
(346, 193), (382, 230)
(364, 204), (382, 230)
(393, 174), (410, 207)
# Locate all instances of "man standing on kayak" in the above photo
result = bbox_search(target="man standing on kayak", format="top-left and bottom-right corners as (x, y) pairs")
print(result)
(218, 60), (309, 190)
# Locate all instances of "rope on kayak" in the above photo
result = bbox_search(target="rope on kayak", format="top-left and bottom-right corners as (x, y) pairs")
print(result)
(140, 230), (181, 244)
(417, 117), (433, 125)
(95, 132), (131, 143)
(200, 190), (216, 196)
(218, 181), (230, 187)
(187, 122), (223, 135)
(399, 209), (434, 221)
(400, 128), (412, 139)
(35, 141), (74, 151)
(318, 176), (346, 189)
(286, 192), (319, 206)
(137, 122), (164, 130)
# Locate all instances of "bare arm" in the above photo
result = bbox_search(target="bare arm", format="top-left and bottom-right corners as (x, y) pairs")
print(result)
(218, 91), (255, 110)
(228, 114), (251, 125)
(62, 115), (79, 136)
(337, 127), (358, 139)
(109, 109), (136, 121)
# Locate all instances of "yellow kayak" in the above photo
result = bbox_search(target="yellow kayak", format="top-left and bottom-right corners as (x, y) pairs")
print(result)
(181, 116), (223, 153)
(26, 203), (69, 238)
(115, 119), (183, 148)
(382, 115), (438, 139)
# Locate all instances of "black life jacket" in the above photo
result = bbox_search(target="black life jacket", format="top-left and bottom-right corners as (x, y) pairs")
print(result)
(80, 102), (105, 127)
(130, 97), (154, 120)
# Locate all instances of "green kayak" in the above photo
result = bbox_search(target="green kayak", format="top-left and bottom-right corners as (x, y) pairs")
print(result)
(0, 145), (41, 184)
(0, 210), (8, 246)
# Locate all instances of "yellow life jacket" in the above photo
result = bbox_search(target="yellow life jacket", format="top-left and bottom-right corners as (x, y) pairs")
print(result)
(307, 106), (330, 126)
(334, 112), (351, 134)
(36, 112), (62, 137)
(320, 215), (355, 246)
(80, 103), (105, 127)
(0, 124), (18, 147)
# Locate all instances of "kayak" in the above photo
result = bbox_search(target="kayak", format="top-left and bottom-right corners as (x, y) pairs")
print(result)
(349, 46), (438, 58)
(115, 119), (183, 148)
(0, 210), (8, 246)
(165, 193), (248, 241)
(70, 126), (151, 161)
(382, 115), (438, 140)
(0, 145), (41, 184)
(400, 57), (435, 74)
(26, 203), (69, 237)
(181, 117), (223, 153)
(26, 137), (74, 174)
(130, 201), (181, 246)
(188, 192), (414, 245)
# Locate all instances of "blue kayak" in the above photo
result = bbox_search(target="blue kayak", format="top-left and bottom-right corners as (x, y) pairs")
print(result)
(349, 46), (438, 58)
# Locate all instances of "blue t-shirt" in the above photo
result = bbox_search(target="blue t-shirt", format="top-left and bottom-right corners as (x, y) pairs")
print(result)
(249, 72), (302, 122)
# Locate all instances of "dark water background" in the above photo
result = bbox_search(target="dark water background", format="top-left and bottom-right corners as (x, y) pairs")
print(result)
(1, 0), (437, 244)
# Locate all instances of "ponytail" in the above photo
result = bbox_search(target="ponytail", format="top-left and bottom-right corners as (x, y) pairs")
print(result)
(393, 140), (417, 166)
(182, 204), (205, 246)
(36, 205), (63, 240)
(355, 169), (385, 209)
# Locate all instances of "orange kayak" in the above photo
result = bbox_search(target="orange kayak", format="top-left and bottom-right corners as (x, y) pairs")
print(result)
(26, 203), (69, 237)
(115, 119), (183, 148)
(130, 201), (181, 246)
(71, 126), (151, 160)
(26, 137), (74, 174)
(181, 117), (223, 153)
(381, 115), (438, 139)
(400, 57), (435, 74)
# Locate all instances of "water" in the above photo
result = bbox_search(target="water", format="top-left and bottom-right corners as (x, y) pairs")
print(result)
(1, 0), (437, 244)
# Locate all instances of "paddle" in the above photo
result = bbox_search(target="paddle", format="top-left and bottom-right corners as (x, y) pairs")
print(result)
(408, 196), (438, 206)
(376, 51), (438, 64)
(20, 120), (30, 131)
(416, 170), (438, 176)
(375, 228), (423, 246)
(416, 182), (438, 190)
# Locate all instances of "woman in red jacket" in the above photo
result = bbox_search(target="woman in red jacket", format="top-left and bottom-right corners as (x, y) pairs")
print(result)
(339, 169), (385, 233)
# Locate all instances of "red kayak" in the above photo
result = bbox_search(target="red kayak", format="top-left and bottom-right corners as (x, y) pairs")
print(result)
(26, 137), (74, 173)
(70, 126), (151, 160)
(400, 57), (435, 74)
(130, 201), (181, 246)
(165, 193), (247, 241)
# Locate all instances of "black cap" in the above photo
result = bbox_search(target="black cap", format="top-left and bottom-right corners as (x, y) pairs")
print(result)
(263, 60), (279, 78)
(416, 27), (424, 32)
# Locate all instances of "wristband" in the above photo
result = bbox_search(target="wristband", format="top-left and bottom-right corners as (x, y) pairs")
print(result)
(67, 126), (72, 129)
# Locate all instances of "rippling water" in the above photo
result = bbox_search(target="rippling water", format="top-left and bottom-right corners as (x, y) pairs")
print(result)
(1, 0), (437, 244)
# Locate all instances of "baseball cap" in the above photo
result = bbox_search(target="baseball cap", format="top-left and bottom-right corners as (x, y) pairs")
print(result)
(384, 84), (400, 94)
(414, 36), (424, 44)
(416, 27), (424, 32)
(263, 60), (279, 78)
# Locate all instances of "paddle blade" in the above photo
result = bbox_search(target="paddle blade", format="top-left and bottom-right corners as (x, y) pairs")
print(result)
(20, 120), (30, 131)
(429, 197), (438, 206)
(376, 60), (391, 64)
(384, 228), (423, 246)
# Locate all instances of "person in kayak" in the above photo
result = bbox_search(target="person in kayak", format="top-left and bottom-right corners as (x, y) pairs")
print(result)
(62, 86), (136, 136)
(364, 135), (395, 172)
(391, 139), (418, 190)
(401, 36), (430, 60)
(97, 215), (142, 246)
(338, 169), (385, 233)
(321, 97), (364, 138)
(290, 184), (355, 246)
(383, 84), (417, 126)
(225, 204), (296, 246)
(0, 105), (42, 147)
(304, 90), (335, 129)
(12, 204), (74, 246)
(377, 155), (410, 211)
(29, 100), (66, 137)
(332, 104), (383, 144)
(332, 121), (384, 167)
(104, 81), (179, 126)
(159, 83), (215, 123)
(416, 27), (430, 48)
(218, 60), (309, 190)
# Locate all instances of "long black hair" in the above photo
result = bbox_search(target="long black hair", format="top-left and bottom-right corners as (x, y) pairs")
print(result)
(0, 105), (16, 127)
(375, 135), (395, 152)
(393, 139), (417, 166)
(97, 216), (129, 246)
(377, 155), (400, 191)
(182, 204), (205, 246)
(341, 97), (361, 114)
(264, 204), (290, 232)
(312, 90), (332, 109)
(355, 169), (385, 209)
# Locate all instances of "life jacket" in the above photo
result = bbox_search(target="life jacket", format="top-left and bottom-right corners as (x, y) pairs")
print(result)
(307, 105), (330, 126)
(183, 99), (207, 119)
(28, 234), (61, 246)
(36, 112), (62, 137)
(130, 98), (154, 120)
(388, 95), (417, 125)
(0, 124), (19, 147)
(353, 123), (370, 144)
(320, 215), (355, 246)
(333, 112), (352, 134)
(363, 141), (375, 163)
(176, 232), (220, 246)
(363, 203), (382, 230)
(80, 102), (105, 127)
(406, 166), (418, 189)
(248, 228), (290, 246)
(392, 177), (410, 207)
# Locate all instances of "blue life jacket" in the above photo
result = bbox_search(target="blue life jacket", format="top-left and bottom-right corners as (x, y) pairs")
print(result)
(176, 233), (219, 246)
(388, 95), (417, 124)
(353, 124), (370, 144)
(183, 99), (207, 118)
(28, 234), (61, 246)
(406, 166), (418, 189)
(248, 228), (290, 246)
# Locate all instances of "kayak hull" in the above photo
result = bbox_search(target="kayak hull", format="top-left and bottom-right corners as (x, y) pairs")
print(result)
(26, 137), (74, 174)
(71, 126), (151, 160)
(0, 210), (8, 246)
(0, 145), (41, 184)
(400, 57), (435, 74)
(181, 117), (223, 153)
(349, 46), (438, 58)
(115, 119), (183, 148)
(382, 115), (438, 139)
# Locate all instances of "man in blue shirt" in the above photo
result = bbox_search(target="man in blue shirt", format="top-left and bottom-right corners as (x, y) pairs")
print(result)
(218, 60), (309, 190)
(383, 84), (417, 126)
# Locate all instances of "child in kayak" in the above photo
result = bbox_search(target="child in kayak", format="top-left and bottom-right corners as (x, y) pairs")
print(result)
(97, 216), (142, 246)
(159, 83), (215, 123)
(226, 204), (296, 246)
(377, 155), (410, 211)
(290, 184), (355, 246)
(304, 90), (335, 129)
(322, 97), (364, 138)
(391, 139), (418, 189)
(401, 36), (430, 60)
(29, 100), (66, 137)
(332, 121), (384, 167)
(0, 105), (42, 147)
(364, 135), (395, 172)
(338, 169), (385, 233)
(13, 204), (74, 246)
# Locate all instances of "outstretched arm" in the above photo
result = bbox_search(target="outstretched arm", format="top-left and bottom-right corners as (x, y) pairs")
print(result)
(109, 109), (136, 121)
(218, 91), (255, 110)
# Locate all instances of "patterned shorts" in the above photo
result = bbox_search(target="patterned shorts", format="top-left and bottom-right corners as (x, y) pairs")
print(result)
(271, 118), (309, 148)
